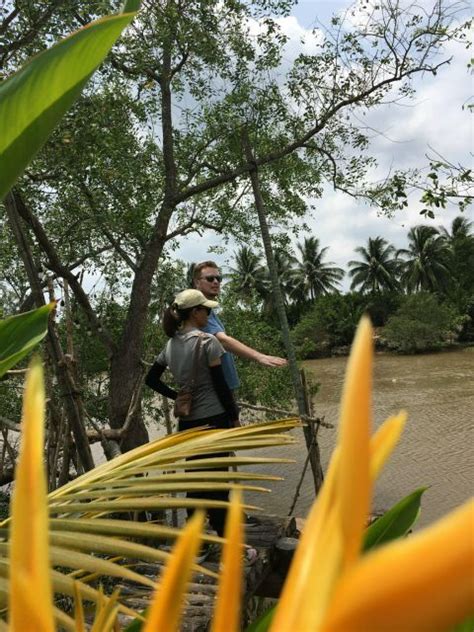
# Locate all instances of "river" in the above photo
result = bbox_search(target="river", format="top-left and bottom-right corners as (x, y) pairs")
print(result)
(244, 347), (474, 529)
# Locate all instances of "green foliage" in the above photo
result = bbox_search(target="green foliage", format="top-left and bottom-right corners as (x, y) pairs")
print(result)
(419, 158), (473, 217)
(383, 293), (460, 354)
(289, 237), (344, 303)
(0, 303), (55, 377)
(220, 293), (293, 407)
(440, 216), (474, 340)
(292, 294), (365, 359)
(363, 292), (402, 328)
(0, 5), (139, 198)
(363, 488), (426, 552)
(0, 491), (9, 521)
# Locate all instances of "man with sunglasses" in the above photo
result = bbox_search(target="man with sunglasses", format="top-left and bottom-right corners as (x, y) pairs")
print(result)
(193, 260), (287, 396)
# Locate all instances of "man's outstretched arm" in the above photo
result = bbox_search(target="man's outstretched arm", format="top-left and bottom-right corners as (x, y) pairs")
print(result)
(214, 332), (287, 367)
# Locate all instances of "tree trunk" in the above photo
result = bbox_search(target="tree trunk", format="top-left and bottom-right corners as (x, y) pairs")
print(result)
(4, 191), (95, 472)
(242, 131), (324, 494)
(109, 44), (177, 452)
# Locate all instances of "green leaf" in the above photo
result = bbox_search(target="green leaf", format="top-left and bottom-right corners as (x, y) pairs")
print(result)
(123, 612), (147, 632)
(363, 487), (427, 552)
(0, 303), (55, 378)
(450, 615), (474, 632)
(122, 0), (142, 11)
(0, 7), (139, 199)
(245, 606), (276, 632)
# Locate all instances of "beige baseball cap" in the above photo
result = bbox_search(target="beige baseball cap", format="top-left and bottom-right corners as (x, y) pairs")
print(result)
(172, 289), (218, 310)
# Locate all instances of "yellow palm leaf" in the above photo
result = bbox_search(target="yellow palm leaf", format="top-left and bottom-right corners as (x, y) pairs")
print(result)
(338, 315), (372, 570)
(142, 511), (205, 632)
(211, 490), (244, 632)
(9, 358), (54, 632)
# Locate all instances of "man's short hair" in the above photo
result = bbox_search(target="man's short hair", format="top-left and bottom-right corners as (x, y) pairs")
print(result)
(192, 260), (219, 284)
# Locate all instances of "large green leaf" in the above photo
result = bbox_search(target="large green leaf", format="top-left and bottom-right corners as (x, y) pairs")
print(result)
(0, 302), (55, 377)
(245, 606), (276, 632)
(0, 5), (140, 199)
(450, 615), (474, 632)
(363, 487), (427, 551)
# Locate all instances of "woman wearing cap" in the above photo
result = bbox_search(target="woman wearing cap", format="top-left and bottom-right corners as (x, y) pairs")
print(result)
(145, 289), (241, 554)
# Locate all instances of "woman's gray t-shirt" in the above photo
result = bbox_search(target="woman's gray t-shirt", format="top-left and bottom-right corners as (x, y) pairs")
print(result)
(156, 330), (226, 420)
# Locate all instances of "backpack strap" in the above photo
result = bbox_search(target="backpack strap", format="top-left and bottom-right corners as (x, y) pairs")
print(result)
(188, 331), (205, 391)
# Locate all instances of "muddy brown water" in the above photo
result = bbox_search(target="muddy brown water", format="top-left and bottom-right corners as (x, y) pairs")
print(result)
(243, 347), (474, 529)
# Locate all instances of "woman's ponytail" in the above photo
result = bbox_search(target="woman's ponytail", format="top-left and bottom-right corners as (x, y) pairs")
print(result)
(162, 305), (193, 337)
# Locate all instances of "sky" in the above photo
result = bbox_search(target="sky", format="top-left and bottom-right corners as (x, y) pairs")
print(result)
(174, 0), (473, 290)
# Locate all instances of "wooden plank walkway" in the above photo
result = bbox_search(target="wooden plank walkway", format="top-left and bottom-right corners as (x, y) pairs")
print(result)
(116, 514), (300, 631)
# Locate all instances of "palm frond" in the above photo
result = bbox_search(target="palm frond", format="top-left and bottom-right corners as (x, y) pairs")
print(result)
(2, 417), (298, 623)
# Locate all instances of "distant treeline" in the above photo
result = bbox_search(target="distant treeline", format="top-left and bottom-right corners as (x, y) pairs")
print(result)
(222, 216), (474, 357)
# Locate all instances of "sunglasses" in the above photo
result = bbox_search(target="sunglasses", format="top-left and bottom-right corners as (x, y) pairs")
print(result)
(196, 306), (212, 315)
(201, 275), (222, 283)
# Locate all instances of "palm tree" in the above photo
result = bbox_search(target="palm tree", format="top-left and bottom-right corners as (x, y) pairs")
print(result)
(398, 225), (451, 292)
(227, 246), (268, 303)
(438, 215), (474, 303)
(260, 245), (297, 313)
(348, 237), (401, 293)
(438, 215), (473, 244)
(290, 236), (344, 302)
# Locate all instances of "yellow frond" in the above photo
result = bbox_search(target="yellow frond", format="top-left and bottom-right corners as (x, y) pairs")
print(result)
(73, 581), (85, 632)
(142, 511), (205, 632)
(211, 490), (243, 632)
(9, 358), (54, 632)
(338, 316), (373, 570)
(370, 411), (407, 480)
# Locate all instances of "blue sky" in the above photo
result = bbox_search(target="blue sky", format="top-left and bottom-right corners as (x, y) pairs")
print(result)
(174, 0), (473, 290)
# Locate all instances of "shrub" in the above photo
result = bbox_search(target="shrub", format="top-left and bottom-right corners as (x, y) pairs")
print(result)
(383, 293), (460, 353)
(292, 293), (365, 358)
(363, 291), (402, 327)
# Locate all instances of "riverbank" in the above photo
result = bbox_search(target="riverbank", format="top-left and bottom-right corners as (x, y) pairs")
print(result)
(303, 338), (474, 360)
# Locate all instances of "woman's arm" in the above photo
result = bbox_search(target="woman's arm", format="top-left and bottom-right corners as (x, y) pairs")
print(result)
(145, 362), (178, 400)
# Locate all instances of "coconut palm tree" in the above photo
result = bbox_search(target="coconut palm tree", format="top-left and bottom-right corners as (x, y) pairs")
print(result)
(398, 225), (451, 292)
(227, 246), (268, 304)
(438, 215), (474, 307)
(290, 237), (344, 302)
(438, 215), (473, 244)
(348, 237), (401, 293)
(260, 246), (297, 313)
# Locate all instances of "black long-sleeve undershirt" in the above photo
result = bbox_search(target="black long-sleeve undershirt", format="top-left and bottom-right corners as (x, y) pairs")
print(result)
(209, 364), (239, 420)
(145, 361), (238, 420)
(145, 362), (177, 400)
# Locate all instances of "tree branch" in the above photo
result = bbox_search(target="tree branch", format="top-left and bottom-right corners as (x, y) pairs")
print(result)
(0, 0), (66, 68)
(175, 56), (452, 205)
(10, 189), (116, 353)
(78, 182), (139, 272)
